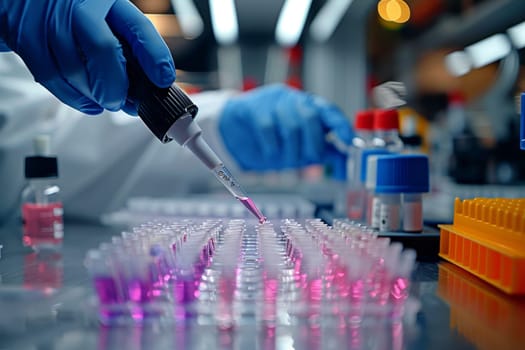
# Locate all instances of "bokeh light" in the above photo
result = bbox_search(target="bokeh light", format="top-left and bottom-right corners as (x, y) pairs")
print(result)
(378, 0), (411, 24)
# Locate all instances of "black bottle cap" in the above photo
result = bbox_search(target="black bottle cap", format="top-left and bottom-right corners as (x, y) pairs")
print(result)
(24, 156), (58, 179)
(123, 43), (198, 143)
(136, 84), (198, 143)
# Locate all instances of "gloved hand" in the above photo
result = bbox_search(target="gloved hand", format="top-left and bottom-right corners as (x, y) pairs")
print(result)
(0, 0), (175, 115)
(219, 84), (353, 178)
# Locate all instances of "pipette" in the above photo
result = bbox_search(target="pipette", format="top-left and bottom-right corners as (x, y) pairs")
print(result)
(125, 55), (266, 224)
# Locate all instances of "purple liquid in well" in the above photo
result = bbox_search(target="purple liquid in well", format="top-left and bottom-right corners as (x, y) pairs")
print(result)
(94, 276), (120, 304)
(238, 197), (266, 223)
(174, 278), (199, 304)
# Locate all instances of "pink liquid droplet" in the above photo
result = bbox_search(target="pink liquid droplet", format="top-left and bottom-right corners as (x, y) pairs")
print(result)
(238, 197), (266, 223)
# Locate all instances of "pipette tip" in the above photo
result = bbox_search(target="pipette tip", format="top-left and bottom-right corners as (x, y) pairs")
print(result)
(237, 196), (266, 224)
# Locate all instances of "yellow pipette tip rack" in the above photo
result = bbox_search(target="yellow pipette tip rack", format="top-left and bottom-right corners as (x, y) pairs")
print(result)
(439, 198), (525, 295)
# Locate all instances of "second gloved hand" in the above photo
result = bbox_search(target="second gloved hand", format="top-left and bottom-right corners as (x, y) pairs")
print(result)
(218, 84), (353, 174)
(0, 0), (175, 115)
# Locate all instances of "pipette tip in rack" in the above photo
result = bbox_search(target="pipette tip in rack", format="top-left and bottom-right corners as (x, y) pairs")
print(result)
(238, 196), (267, 224)
(211, 164), (266, 222)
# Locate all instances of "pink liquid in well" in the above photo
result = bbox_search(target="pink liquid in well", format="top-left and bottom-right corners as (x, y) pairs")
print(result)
(368, 264), (391, 306)
(216, 275), (236, 328)
(391, 277), (409, 302)
(263, 278), (278, 324)
(238, 197), (266, 223)
(349, 279), (365, 303)
(127, 279), (153, 303)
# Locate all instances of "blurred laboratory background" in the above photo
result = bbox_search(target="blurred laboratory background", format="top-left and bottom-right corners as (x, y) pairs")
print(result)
(139, 0), (525, 185)
(117, 0), (525, 223)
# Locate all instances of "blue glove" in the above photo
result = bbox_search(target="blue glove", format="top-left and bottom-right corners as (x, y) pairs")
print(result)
(0, 0), (175, 115)
(219, 84), (353, 178)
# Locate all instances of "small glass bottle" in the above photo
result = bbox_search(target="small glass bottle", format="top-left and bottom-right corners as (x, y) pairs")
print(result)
(400, 155), (430, 233)
(21, 135), (63, 250)
(346, 110), (375, 221)
(372, 109), (404, 153)
(374, 154), (430, 233)
(363, 149), (391, 227)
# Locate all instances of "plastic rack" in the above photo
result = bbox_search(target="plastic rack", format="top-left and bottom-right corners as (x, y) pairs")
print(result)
(439, 198), (525, 294)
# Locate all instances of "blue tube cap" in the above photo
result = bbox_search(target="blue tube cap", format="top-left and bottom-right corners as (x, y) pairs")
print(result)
(375, 154), (429, 193)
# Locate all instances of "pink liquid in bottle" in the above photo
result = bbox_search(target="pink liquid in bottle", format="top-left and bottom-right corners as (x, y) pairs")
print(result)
(22, 202), (63, 248)
(347, 190), (365, 220)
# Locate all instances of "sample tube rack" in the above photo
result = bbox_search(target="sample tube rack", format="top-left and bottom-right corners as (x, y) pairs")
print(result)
(85, 218), (417, 326)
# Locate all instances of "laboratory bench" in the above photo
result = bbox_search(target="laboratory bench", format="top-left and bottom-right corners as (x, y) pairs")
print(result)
(0, 221), (524, 350)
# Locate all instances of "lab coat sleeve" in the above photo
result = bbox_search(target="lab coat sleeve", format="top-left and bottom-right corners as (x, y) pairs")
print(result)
(0, 52), (243, 223)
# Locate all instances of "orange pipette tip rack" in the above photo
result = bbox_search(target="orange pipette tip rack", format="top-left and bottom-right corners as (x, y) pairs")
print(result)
(439, 198), (525, 295)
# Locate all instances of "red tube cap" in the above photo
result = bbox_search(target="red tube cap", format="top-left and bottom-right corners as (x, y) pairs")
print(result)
(374, 109), (399, 131)
(354, 110), (374, 130)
